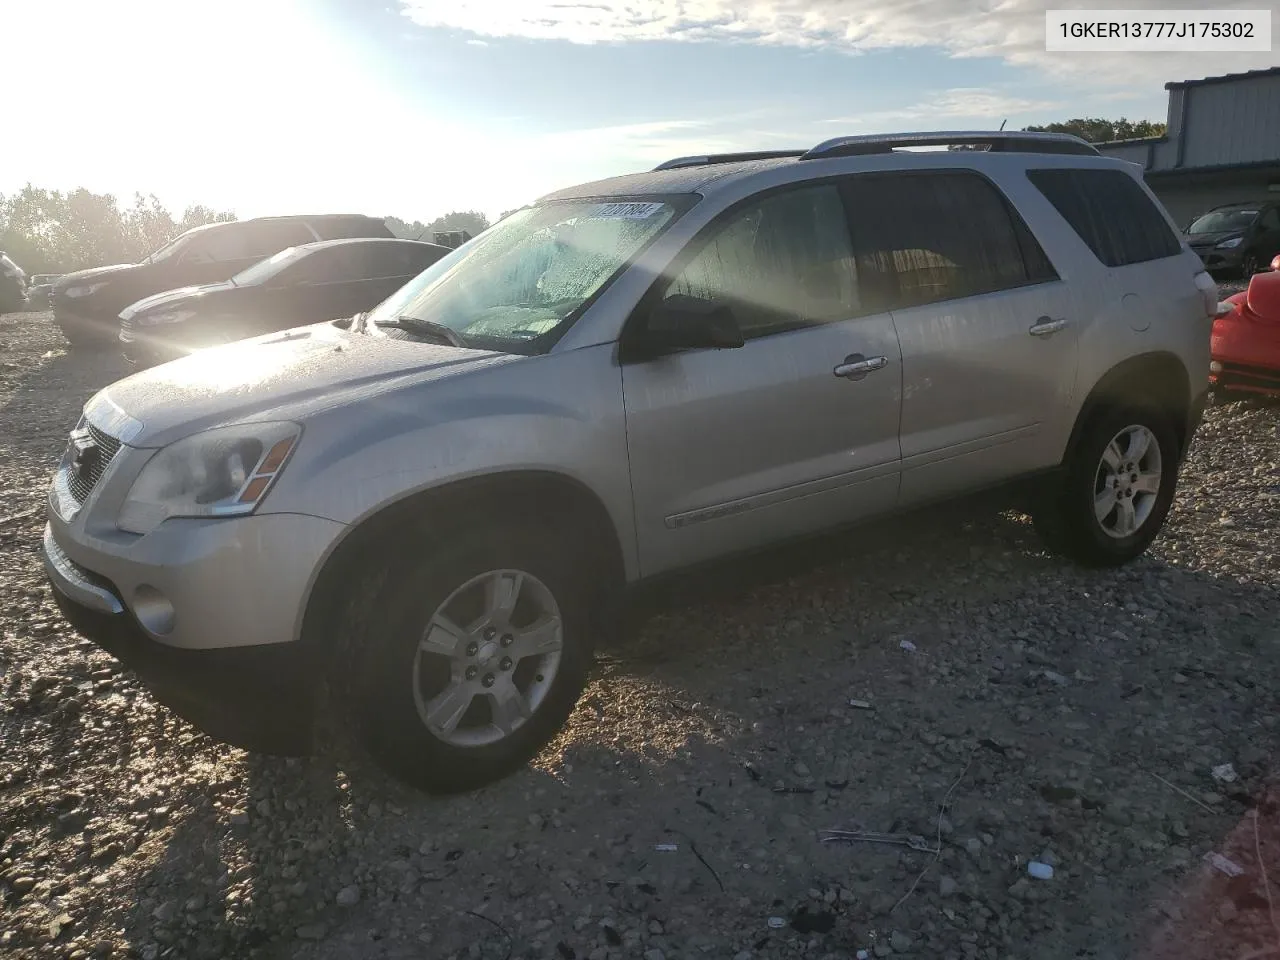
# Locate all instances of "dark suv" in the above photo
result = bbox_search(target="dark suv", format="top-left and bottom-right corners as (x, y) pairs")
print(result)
(1184, 201), (1280, 278)
(51, 214), (394, 345)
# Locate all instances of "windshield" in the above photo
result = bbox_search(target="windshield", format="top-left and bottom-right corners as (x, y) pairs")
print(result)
(366, 198), (682, 351)
(1187, 209), (1258, 234)
(230, 246), (307, 286)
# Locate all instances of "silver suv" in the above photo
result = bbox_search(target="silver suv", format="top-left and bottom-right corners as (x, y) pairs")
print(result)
(43, 132), (1218, 792)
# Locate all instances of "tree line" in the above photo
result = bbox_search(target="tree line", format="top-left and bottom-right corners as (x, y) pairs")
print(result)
(2, 120), (1159, 274)
(1023, 117), (1166, 143)
(0, 184), (495, 276)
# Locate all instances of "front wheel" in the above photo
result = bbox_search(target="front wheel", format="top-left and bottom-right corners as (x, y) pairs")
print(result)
(1032, 407), (1180, 567)
(343, 518), (595, 793)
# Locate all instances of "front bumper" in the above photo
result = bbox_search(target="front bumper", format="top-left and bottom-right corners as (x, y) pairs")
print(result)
(53, 304), (115, 342)
(1193, 247), (1243, 271)
(42, 509), (345, 753)
(119, 329), (183, 368)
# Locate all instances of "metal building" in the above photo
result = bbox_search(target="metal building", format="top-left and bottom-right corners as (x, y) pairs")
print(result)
(1096, 67), (1280, 227)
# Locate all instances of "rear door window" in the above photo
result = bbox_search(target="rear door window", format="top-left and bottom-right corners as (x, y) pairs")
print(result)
(183, 225), (253, 264)
(287, 245), (372, 284)
(840, 171), (1057, 311)
(367, 243), (446, 279)
(310, 217), (392, 240)
(246, 221), (316, 257)
(1027, 168), (1182, 267)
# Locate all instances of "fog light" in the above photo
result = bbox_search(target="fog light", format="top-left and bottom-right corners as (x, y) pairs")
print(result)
(133, 585), (176, 636)
(1209, 361), (1223, 374)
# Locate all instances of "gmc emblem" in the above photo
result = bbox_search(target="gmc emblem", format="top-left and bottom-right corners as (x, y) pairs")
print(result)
(68, 429), (99, 482)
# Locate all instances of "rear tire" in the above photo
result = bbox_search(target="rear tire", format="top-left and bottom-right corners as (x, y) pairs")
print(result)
(341, 515), (596, 793)
(1032, 406), (1180, 567)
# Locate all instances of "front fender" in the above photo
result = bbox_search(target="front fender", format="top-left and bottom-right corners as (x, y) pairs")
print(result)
(260, 342), (639, 578)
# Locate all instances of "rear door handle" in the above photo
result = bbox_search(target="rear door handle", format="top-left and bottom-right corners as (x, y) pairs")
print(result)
(833, 354), (888, 380)
(1029, 316), (1068, 337)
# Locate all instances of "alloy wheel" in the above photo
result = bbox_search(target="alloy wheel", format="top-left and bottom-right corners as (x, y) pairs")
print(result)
(411, 569), (564, 748)
(1093, 424), (1163, 539)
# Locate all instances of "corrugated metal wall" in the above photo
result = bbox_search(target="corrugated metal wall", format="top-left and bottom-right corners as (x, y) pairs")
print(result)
(1151, 171), (1279, 226)
(1182, 74), (1280, 168)
(1097, 72), (1280, 174)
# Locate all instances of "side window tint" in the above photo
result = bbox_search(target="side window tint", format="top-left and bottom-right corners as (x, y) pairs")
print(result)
(664, 184), (858, 338)
(248, 221), (314, 257)
(843, 172), (1056, 310)
(1027, 168), (1181, 267)
(370, 244), (440, 278)
(289, 246), (370, 284)
(184, 226), (251, 264)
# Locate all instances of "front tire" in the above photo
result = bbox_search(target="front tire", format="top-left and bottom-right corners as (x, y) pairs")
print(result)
(1032, 407), (1180, 567)
(343, 517), (595, 793)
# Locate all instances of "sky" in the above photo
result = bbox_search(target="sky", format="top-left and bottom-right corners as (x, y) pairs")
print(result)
(3, 0), (1277, 224)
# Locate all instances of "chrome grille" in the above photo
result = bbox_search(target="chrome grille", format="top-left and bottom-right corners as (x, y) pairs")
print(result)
(64, 422), (123, 505)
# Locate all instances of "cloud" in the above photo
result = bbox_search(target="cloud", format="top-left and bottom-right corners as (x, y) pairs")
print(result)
(400, 0), (1280, 85)
(823, 87), (1068, 127)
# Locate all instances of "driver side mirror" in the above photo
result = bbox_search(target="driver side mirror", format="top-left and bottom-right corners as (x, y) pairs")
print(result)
(644, 294), (744, 353)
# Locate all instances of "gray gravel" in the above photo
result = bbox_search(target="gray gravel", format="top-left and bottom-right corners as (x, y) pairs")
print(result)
(1, 309), (1278, 960)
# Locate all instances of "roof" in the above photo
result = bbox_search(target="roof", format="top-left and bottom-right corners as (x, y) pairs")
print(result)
(1209, 200), (1274, 210)
(1165, 66), (1280, 90)
(538, 157), (796, 203)
(293, 237), (448, 252)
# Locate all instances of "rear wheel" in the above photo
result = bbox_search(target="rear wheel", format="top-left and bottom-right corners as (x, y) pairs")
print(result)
(342, 516), (595, 793)
(1032, 407), (1179, 567)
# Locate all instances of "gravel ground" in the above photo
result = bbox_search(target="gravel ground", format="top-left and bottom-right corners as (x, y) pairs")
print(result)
(2, 307), (1279, 960)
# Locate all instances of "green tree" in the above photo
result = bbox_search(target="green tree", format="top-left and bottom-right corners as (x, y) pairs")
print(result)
(426, 210), (490, 237)
(387, 210), (491, 242)
(1023, 117), (1166, 143)
(0, 184), (233, 274)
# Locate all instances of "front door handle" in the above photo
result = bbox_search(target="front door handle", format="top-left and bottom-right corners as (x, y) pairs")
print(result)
(1029, 316), (1068, 337)
(833, 354), (888, 380)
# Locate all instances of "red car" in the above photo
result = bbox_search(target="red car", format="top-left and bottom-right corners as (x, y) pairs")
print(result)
(1210, 254), (1280, 398)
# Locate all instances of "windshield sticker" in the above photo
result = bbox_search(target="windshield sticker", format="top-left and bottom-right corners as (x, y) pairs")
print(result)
(588, 201), (666, 220)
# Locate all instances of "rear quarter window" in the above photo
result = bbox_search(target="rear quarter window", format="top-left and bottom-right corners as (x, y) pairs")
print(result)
(1027, 168), (1181, 268)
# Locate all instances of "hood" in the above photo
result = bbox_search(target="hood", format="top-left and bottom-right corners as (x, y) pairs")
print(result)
(1185, 231), (1243, 247)
(84, 322), (514, 448)
(53, 262), (140, 290)
(1245, 269), (1280, 324)
(121, 281), (235, 320)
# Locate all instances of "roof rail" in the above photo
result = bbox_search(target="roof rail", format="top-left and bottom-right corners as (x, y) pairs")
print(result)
(800, 131), (1099, 161)
(653, 149), (807, 171)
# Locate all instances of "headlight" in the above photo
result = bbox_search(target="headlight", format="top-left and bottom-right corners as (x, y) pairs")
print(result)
(65, 281), (109, 298)
(117, 422), (301, 535)
(135, 308), (196, 327)
(1216, 237), (1244, 249)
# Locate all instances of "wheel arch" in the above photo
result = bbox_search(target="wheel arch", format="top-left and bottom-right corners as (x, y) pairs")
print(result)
(296, 470), (629, 661)
(1065, 351), (1193, 465)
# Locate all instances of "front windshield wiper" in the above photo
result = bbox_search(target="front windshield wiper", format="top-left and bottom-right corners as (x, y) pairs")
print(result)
(373, 315), (469, 348)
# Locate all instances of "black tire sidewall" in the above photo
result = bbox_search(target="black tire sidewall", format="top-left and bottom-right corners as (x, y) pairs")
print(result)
(1065, 407), (1179, 563)
(350, 520), (593, 793)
